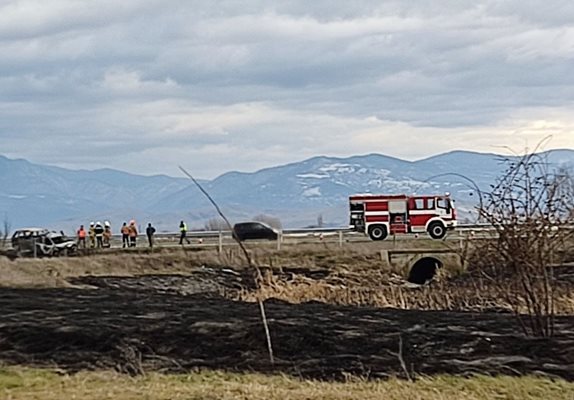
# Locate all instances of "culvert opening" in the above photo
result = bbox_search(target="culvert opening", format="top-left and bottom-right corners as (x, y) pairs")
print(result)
(407, 257), (443, 284)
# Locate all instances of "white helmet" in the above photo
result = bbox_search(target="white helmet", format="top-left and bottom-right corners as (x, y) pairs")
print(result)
(104, 221), (110, 227)
(96, 221), (102, 226)
(90, 221), (94, 226)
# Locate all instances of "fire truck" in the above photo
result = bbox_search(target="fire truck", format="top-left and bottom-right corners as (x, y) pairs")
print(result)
(349, 193), (457, 240)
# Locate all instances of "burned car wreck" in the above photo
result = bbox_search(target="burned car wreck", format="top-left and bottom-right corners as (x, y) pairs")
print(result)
(4, 228), (77, 259)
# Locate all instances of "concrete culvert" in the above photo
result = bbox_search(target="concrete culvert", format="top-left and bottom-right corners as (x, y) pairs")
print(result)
(407, 257), (443, 284)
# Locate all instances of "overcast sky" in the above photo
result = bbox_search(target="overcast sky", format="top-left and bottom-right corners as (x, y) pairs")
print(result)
(2, 0), (573, 178)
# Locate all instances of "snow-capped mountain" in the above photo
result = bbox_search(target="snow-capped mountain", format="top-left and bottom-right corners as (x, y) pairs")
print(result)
(1, 149), (572, 232)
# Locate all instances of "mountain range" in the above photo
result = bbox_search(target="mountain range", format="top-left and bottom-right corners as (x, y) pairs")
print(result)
(1, 149), (573, 233)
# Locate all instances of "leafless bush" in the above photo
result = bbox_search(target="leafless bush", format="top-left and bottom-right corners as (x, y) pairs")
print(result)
(1, 215), (10, 248)
(473, 151), (574, 337)
(253, 214), (282, 230)
(204, 217), (227, 231)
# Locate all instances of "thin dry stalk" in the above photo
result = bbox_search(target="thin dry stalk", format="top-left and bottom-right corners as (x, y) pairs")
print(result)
(179, 166), (274, 365)
(394, 335), (412, 382)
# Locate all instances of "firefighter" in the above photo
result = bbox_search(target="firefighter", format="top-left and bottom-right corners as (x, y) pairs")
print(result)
(76, 225), (86, 249)
(103, 221), (112, 248)
(94, 221), (105, 248)
(89, 222), (96, 248)
(179, 220), (190, 245)
(120, 222), (130, 248)
(128, 220), (138, 247)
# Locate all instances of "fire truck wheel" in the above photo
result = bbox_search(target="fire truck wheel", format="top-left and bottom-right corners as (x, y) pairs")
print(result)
(368, 225), (388, 241)
(428, 222), (446, 240)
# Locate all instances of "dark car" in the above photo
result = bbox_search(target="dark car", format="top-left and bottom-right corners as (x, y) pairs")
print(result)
(232, 222), (279, 241)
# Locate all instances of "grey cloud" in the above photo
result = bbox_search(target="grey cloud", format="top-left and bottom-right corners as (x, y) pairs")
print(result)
(0, 0), (172, 40)
(0, 1), (573, 177)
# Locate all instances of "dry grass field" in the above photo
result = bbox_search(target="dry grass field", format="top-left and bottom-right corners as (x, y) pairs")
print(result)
(1, 243), (573, 314)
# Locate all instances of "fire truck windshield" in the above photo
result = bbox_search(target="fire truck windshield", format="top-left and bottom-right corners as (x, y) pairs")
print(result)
(437, 197), (454, 212)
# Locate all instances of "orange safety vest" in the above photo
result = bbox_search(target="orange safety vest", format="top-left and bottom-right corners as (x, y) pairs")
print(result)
(129, 225), (138, 237)
(78, 229), (86, 239)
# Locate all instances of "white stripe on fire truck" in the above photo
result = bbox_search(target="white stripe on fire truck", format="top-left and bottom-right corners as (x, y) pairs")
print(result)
(364, 210), (452, 216)
(407, 210), (450, 215)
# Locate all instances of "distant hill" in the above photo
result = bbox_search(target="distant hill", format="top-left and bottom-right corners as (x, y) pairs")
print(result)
(0, 155), (190, 229)
(1, 149), (572, 233)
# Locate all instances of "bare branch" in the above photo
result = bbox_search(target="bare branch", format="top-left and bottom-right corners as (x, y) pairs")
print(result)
(471, 148), (573, 337)
(178, 166), (274, 364)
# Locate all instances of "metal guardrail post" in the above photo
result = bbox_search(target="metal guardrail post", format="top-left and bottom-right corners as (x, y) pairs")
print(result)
(277, 232), (282, 251)
(338, 230), (343, 247)
(33, 238), (37, 258)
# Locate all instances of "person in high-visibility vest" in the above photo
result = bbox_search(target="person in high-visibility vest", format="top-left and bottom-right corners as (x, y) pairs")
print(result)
(76, 225), (86, 249)
(120, 222), (130, 248)
(88, 222), (96, 248)
(103, 221), (112, 248)
(179, 220), (190, 245)
(128, 220), (138, 247)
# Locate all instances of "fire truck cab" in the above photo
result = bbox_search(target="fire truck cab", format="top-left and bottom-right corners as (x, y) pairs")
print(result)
(349, 193), (457, 240)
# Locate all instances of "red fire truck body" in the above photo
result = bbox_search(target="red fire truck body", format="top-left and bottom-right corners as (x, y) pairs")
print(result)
(349, 193), (457, 240)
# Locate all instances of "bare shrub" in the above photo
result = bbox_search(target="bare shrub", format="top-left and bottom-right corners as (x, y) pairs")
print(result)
(472, 151), (574, 337)
(253, 214), (282, 230)
(204, 217), (227, 231)
(0, 215), (10, 248)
